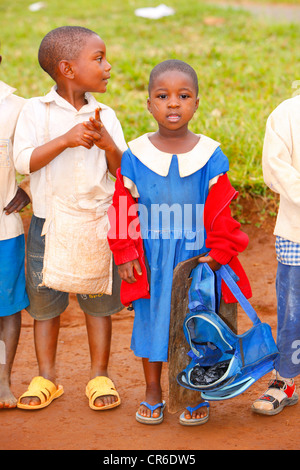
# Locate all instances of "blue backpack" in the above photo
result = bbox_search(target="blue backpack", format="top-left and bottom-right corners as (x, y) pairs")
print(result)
(177, 263), (279, 401)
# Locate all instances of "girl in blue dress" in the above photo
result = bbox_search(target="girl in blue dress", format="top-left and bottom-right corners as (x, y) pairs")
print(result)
(118, 60), (231, 425)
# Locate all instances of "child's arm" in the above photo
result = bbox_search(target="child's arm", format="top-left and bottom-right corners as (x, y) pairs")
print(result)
(29, 122), (97, 172)
(83, 108), (122, 177)
(262, 108), (300, 203)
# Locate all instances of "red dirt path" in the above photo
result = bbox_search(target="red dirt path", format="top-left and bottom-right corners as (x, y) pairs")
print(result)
(1, 202), (300, 451)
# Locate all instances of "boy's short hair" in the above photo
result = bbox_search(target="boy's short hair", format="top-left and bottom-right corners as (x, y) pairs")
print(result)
(148, 59), (199, 96)
(38, 26), (98, 80)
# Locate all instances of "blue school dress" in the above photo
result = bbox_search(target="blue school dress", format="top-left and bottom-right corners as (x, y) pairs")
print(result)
(121, 133), (229, 362)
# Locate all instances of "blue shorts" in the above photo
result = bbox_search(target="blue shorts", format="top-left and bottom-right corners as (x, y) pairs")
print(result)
(26, 215), (123, 320)
(0, 234), (29, 317)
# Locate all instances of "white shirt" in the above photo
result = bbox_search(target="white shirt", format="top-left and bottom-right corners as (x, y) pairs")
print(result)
(0, 81), (25, 241)
(262, 95), (300, 243)
(14, 86), (127, 218)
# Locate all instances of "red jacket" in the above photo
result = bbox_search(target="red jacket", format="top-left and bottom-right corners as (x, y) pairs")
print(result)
(108, 169), (252, 306)
(107, 169), (150, 306)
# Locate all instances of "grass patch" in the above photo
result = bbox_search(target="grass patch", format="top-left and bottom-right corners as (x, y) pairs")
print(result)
(1, 0), (299, 191)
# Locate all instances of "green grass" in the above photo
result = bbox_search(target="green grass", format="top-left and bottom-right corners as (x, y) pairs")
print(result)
(1, 0), (299, 192)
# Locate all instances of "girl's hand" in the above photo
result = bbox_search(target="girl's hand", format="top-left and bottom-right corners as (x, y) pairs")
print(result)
(198, 255), (221, 272)
(118, 259), (142, 284)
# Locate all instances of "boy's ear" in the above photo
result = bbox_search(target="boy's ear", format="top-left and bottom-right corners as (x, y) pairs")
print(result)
(147, 97), (152, 114)
(58, 60), (74, 79)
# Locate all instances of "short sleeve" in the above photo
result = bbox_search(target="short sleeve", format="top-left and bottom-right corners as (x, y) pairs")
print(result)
(121, 149), (137, 184)
(208, 147), (229, 181)
(14, 99), (38, 175)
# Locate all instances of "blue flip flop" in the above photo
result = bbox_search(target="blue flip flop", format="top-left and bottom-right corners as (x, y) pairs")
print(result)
(179, 401), (210, 426)
(136, 400), (166, 424)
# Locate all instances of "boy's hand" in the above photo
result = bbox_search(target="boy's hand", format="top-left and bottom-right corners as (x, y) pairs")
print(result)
(198, 255), (221, 272)
(83, 108), (117, 152)
(4, 187), (30, 215)
(118, 259), (142, 284)
(63, 123), (96, 149)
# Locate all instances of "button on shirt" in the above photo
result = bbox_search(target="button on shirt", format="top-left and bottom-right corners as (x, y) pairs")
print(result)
(0, 81), (25, 241)
(13, 86), (127, 218)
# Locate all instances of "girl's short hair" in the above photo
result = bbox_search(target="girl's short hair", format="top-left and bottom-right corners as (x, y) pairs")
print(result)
(148, 60), (199, 95)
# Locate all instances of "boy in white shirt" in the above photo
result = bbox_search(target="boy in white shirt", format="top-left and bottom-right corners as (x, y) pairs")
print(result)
(14, 26), (127, 410)
(0, 53), (30, 408)
(252, 95), (300, 415)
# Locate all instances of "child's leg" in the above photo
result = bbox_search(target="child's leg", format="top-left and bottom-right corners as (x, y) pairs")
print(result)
(138, 358), (163, 418)
(78, 262), (123, 408)
(19, 316), (60, 406)
(0, 312), (21, 408)
(252, 262), (300, 415)
(0, 235), (28, 407)
(84, 314), (117, 407)
(275, 262), (300, 378)
(19, 215), (67, 407)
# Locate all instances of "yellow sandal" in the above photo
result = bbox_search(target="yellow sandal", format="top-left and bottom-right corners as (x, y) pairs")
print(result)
(17, 376), (64, 410)
(86, 376), (121, 410)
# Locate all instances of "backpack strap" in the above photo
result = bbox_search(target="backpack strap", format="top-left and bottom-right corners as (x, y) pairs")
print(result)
(218, 265), (261, 326)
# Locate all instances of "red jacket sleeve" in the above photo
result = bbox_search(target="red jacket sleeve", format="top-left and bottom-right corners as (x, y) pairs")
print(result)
(107, 179), (140, 266)
(204, 174), (252, 302)
(107, 168), (150, 306)
(204, 174), (249, 264)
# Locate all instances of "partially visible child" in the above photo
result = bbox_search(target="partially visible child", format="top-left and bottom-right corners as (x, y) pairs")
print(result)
(0, 50), (30, 408)
(108, 60), (251, 425)
(14, 26), (127, 410)
(252, 95), (300, 415)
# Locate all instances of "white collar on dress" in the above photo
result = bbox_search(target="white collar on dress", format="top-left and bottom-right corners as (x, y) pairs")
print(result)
(0, 81), (16, 104)
(128, 133), (220, 177)
(39, 85), (109, 114)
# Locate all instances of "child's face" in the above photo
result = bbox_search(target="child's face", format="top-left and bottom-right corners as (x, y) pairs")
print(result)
(69, 35), (111, 93)
(147, 70), (199, 132)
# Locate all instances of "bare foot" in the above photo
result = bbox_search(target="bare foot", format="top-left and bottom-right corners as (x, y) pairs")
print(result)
(0, 383), (17, 409)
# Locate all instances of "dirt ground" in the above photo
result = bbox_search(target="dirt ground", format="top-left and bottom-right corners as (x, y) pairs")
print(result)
(1, 197), (300, 452)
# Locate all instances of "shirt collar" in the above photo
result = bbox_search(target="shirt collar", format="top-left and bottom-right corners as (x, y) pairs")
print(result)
(39, 85), (109, 114)
(0, 81), (17, 104)
(128, 133), (220, 177)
